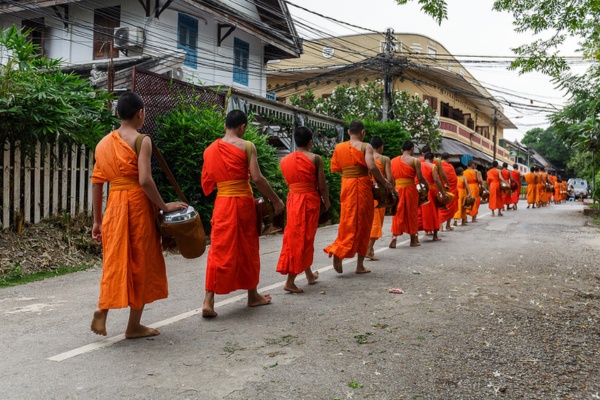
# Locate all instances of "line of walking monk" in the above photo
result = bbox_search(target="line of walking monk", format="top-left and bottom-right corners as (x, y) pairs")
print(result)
(89, 95), (566, 337)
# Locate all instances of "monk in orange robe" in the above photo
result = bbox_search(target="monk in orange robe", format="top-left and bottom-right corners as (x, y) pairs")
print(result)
(465, 161), (483, 222)
(524, 167), (538, 208)
(276, 127), (329, 293)
(510, 164), (522, 210)
(560, 180), (568, 203)
(389, 141), (428, 248)
(90, 92), (187, 338)
(487, 160), (508, 216)
(324, 120), (393, 274)
(453, 167), (472, 225)
(548, 173), (558, 204)
(366, 136), (393, 260)
(419, 152), (448, 241)
(554, 176), (562, 204)
(501, 163), (512, 210)
(201, 110), (284, 317)
(538, 167), (549, 206)
(438, 153), (458, 231)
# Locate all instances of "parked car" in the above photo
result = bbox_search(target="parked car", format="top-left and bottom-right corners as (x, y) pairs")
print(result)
(567, 178), (590, 198)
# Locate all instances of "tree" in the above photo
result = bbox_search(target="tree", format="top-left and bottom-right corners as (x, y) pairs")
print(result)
(521, 126), (572, 173)
(0, 26), (116, 151)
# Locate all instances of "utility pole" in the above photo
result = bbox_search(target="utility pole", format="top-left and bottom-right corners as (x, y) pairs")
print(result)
(492, 106), (498, 162)
(382, 28), (394, 122)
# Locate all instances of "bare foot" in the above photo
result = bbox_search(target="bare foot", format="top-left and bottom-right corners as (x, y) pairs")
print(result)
(365, 254), (380, 261)
(446, 226), (454, 231)
(284, 284), (304, 293)
(432, 237), (442, 241)
(202, 307), (218, 318)
(125, 325), (160, 339)
(498, 212), (504, 217)
(248, 293), (272, 307)
(307, 270), (319, 285)
(389, 237), (397, 249)
(355, 266), (372, 274)
(91, 309), (108, 336)
(333, 256), (343, 274)
(410, 242), (421, 247)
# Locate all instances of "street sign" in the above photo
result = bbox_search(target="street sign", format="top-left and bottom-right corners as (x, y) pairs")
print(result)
(461, 154), (473, 166)
(509, 150), (517, 157)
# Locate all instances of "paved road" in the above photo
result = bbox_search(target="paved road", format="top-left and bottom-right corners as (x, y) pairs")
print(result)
(0, 200), (597, 399)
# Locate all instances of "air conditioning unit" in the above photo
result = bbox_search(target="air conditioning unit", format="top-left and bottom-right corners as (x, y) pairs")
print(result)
(114, 27), (145, 49)
(165, 67), (184, 80)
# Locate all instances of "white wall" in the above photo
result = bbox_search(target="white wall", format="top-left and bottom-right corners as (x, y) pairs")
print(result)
(0, 0), (269, 95)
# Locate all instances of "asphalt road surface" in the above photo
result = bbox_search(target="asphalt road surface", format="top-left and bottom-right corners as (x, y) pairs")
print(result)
(1, 200), (598, 399)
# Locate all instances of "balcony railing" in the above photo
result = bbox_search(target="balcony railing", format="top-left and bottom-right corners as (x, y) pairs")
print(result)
(438, 117), (513, 163)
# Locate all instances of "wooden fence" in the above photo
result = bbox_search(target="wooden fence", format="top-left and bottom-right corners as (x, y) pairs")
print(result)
(1, 141), (94, 230)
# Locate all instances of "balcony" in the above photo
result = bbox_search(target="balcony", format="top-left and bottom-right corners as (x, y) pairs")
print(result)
(438, 117), (513, 164)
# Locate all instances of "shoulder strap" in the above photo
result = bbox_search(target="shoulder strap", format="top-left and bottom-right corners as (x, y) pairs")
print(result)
(361, 142), (367, 154)
(413, 158), (417, 169)
(245, 140), (252, 167)
(135, 134), (148, 155)
(137, 134), (189, 204)
(381, 156), (387, 170)
(313, 155), (322, 194)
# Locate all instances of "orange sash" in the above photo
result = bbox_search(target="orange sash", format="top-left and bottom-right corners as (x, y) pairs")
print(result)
(289, 181), (317, 194)
(395, 178), (414, 188)
(217, 179), (253, 197)
(109, 177), (140, 191)
(342, 166), (369, 178)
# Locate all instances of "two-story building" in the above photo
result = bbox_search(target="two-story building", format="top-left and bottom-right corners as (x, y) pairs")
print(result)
(0, 0), (302, 95)
(267, 32), (518, 166)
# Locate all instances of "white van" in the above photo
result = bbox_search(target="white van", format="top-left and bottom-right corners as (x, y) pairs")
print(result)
(567, 178), (589, 198)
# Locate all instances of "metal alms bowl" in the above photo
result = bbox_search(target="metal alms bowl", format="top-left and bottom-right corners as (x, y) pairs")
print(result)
(160, 206), (198, 224)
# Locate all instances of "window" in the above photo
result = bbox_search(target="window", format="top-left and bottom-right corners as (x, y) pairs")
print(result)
(22, 18), (45, 57)
(476, 126), (490, 139)
(422, 95), (438, 112)
(178, 13), (198, 68)
(233, 38), (249, 86)
(93, 6), (120, 60)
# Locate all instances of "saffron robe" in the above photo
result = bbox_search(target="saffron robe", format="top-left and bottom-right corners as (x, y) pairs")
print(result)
(453, 176), (468, 220)
(91, 131), (168, 310)
(201, 139), (260, 294)
(276, 152), (320, 275)
(548, 175), (557, 202)
(438, 161), (458, 223)
(418, 162), (440, 231)
(511, 170), (521, 204)
(464, 169), (480, 217)
(501, 168), (511, 206)
(370, 158), (387, 240)
(524, 172), (537, 205)
(487, 168), (502, 211)
(324, 142), (374, 259)
(538, 172), (548, 204)
(391, 157), (419, 236)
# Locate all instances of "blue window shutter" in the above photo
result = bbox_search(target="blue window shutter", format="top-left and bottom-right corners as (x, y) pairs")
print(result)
(177, 13), (198, 68)
(233, 38), (249, 86)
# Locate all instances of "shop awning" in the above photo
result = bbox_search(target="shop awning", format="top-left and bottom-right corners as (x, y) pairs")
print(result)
(438, 138), (493, 166)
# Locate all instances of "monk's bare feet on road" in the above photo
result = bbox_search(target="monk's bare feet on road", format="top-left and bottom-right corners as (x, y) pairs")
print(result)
(306, 270), (319, 285)
(91, 309), (108, 336)
(356, 266), (372, 274)
(389, 237), (397, 248)
(284, 283), (304, 293)
(125, 325), (160, 339)
(248, 289), (272, 307)
(202, 291), (218, 318)
(333, 256), (343, 273)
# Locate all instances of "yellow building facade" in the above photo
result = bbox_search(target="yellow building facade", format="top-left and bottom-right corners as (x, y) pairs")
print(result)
(267, 32), (516, 165)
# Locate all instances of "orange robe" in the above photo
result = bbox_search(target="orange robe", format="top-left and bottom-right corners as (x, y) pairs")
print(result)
(91, 131), (167, 310)
(370, 158), (386, 240)
(201, 139), (259, 294)
(391, 157), (418, 236)
(487, 168), (502, 211)
(276, 152), (320, 275)
(511, 170), (521, 204)
(438, 161), (458, 223)
(324, 142), (374, 259)
(453, 176), (467, 220)
(538, 172), (548, 204)
(501, 168), (511, 206)
(464, 169), (480, 217)
(419, 162), (440, 231)
(549, 175), (557, 202)
(554, 181), (561, 202)
(524, 172), (537, 205)
(561, 181), (568, 202)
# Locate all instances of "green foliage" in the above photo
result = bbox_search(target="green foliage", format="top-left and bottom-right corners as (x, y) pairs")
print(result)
(363, 120), (410, 159)
(289, 89), (318, 110)
(395, 0), (448, 25)
(0, 26), (116, 150)
(521, 126), (572, 173)
(153, 104), (287, 234)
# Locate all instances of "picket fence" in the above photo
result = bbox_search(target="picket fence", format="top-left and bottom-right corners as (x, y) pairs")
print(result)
(1, 141), (95, 230)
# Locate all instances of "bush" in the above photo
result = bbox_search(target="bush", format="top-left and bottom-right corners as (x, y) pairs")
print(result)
(363, 120), (411, 159)
(154, 104), (287, 234)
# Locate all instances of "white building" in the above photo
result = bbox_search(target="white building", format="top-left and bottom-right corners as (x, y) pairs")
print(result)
(0, 0), (302, 95)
